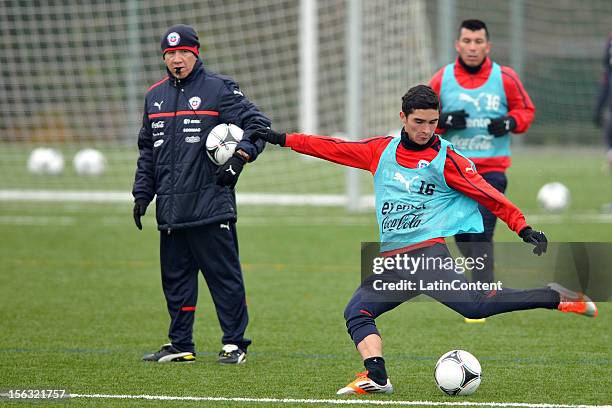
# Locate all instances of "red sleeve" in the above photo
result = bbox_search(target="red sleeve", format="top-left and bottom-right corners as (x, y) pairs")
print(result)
(285, 133), (392, 174)
(443, 147), (529, 235)
(501, 66), (536, 133)
(428, 67), (444, 96)
(428, 67), (447, 135)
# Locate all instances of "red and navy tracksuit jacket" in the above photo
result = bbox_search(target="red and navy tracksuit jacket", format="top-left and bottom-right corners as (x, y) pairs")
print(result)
(133, 59), (270, 231)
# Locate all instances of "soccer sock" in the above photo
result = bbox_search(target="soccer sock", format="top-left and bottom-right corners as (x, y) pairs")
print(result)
(363, 356), (387, 385)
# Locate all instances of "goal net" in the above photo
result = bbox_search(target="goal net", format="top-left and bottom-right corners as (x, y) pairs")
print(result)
(0, 0), (433, 205)
(3, 1), (607, 206)
(425, 0), (611, 146)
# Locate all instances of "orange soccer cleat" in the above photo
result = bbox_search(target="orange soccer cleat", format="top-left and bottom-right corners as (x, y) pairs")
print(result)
(336, 371), (393, 395)
(548, 283), (598, 317)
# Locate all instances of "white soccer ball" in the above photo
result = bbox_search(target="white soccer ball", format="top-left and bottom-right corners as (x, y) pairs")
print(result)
(27, 147), (64, 175)
(537, 182), (570, 212)
(73, 148), (107, 176)
(434, 350), (482, 396)
(205, 123), (244, 166)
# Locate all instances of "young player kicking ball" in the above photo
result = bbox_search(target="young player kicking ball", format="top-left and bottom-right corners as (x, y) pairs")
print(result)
(252, 85), (598, 395)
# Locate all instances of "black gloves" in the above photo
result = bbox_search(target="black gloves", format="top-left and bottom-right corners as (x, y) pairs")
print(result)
(487, 116), (517, 137)
(439, 112), (516, 135)
(438, 110), (469, 130)
(519, 227), (548, 256)
(251, 128), (286, 146)
(133, 199), (148, 230)
(216, 153), (247, 188)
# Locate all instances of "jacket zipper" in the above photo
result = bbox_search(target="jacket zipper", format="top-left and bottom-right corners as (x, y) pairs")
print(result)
(168, 77), (182, 235)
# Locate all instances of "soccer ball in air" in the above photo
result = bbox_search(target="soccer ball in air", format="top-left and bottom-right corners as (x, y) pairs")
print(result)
(434, 350), (482, 396)
(27, 147), (64, 175)
(205, 123), (244, 166)
(537, 182), (570, 212)
(73, 148), (107, 176)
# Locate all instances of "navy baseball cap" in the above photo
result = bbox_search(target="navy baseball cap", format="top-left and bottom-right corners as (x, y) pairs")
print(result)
(161, 24), (200, 56)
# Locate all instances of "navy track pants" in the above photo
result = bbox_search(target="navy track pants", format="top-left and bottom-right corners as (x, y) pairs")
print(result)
(159, 222), (250, 353)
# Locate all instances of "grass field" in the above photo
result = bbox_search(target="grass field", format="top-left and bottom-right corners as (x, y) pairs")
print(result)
(0, 149), (611, 407)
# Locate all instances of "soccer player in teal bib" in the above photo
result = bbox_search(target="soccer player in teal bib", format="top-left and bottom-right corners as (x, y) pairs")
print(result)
(252, 85), (597, 396)
(429, 20), (536, 299)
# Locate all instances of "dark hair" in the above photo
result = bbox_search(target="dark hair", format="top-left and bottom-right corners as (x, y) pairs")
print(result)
(458, 19), (489, 40)
(402, 85), (439, 115)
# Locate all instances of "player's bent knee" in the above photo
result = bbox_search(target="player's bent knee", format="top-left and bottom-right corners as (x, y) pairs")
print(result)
(343, 304), (354, 321)
(344, 302), (375, 321)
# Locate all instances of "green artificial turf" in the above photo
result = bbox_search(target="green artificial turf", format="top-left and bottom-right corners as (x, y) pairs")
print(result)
(0, 149), (610, 406)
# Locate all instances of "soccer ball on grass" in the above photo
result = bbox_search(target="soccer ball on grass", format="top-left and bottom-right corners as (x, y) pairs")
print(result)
(73, 148), (107, 176)
(434, 350), (481, 396)
(537, 182), (570, 212)
(27, 147), (64, 175)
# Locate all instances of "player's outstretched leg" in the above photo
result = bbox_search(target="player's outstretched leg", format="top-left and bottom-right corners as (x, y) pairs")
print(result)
(548, 283), (598, 317)
(419, 244), (598, 320)
(436, 283), (598, 320)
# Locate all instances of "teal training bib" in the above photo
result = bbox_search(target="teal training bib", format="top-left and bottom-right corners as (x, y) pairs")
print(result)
(374, 138), (483, 252)
(440, 62), (510, 158)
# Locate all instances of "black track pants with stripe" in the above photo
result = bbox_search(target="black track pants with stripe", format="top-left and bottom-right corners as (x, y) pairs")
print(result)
(159, 222), (251, 353)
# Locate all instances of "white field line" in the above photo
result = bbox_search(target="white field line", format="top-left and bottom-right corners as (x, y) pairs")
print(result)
(0, 190), (132, 202)
(67, 394), (612, 408)
(2, 214), (612, 227)
(526, 214), (612, 223)
(0, 215), (76, 225)
(0, 215), (374, 227)
(0, 190), (375, 207)
(1, 190), (611, 221)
